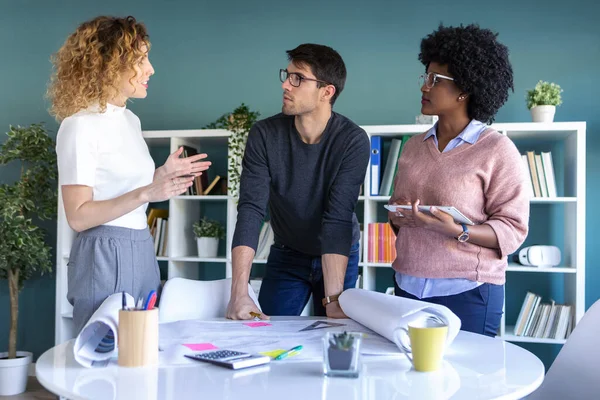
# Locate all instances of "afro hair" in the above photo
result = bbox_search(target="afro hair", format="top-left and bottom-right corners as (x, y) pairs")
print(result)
(419, 24), (513, 124)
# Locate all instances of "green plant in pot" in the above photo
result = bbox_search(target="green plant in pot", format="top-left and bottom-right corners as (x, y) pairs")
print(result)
(0, 124), (57, 395)
(325, 331), (362, 377)
(526, 80), (563, 123)
(192, 217), (225, 258)
(204, 103), (260, 200)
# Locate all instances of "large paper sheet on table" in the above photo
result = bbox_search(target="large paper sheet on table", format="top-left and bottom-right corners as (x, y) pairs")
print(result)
(339, 288), (461, 348)
(159, 318), (399, 363)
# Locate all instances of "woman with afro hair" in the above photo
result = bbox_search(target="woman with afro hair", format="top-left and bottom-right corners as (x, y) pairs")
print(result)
(388, 24), (530, 336)
(49, 16), (211, 333)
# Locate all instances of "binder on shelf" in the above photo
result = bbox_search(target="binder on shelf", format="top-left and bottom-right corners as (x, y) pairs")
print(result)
(370, 136), (381, 195)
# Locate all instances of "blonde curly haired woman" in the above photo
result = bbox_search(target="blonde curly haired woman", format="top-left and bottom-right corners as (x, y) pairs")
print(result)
(49, 16), (211, 333)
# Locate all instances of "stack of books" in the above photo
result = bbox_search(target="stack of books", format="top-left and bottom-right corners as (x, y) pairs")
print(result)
(522, 151), (557, 198)
(514, 291), (572, 339)
(367, 223), (397, 263)
(147, 208), (168, 256)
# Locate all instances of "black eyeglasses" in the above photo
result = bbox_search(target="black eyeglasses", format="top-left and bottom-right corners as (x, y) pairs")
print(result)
(279, 69), (331, 87)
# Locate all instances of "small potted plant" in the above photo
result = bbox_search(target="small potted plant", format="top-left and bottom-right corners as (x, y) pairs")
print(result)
(323, 331), (362, 378)
(0, 124), (56, 395)
(192, 217), (225, 258)
(526, 80), (563, 123)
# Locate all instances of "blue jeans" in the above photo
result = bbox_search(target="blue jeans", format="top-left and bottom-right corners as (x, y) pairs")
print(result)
(394, 274), (504, 337)
(258, 242), (360, 316)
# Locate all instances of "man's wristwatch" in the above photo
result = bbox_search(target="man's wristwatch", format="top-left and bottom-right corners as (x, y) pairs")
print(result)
(322, 293), (341, 307)
(457, 223), (470, 243)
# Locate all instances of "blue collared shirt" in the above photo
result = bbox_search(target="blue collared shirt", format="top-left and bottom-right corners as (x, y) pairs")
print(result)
(395, 119), (487, 299)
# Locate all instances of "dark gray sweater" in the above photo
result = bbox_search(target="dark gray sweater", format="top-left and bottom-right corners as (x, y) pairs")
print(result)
(232, 112), (370, 257)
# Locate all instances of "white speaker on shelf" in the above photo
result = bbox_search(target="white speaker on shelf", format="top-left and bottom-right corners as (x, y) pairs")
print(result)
(518, 245), (561, 268)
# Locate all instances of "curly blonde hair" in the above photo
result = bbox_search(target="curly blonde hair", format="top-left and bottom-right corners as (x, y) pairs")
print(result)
(48, 16), (150, 121)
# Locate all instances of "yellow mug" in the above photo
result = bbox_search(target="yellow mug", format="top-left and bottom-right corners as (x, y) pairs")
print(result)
(393, 319), (448, 372)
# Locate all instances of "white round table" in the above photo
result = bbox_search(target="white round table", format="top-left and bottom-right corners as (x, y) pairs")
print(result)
(37, 329), (543, 400)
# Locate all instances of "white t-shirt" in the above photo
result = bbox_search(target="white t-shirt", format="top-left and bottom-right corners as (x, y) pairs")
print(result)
(56, 103), (155, 229)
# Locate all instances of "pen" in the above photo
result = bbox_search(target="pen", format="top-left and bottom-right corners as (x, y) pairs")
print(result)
(249, 311), (261, 320)
(274, 345), (303, 361)
(144, 290), (157, 310)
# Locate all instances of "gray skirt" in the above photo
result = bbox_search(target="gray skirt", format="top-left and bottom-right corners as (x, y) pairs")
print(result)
(67, 225), (161, 334)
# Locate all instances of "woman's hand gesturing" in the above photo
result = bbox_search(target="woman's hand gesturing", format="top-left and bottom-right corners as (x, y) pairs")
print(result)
(141, 171), (195, 203)
(160, 146), (211, 178)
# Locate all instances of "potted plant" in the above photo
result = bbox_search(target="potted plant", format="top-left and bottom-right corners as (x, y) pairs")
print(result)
(192, 217), (225, 258)
(526, 80), (563, 122)
(204, 104), (260, 200)
(0, 124), (57, 395)
(323, 331), (362, 377)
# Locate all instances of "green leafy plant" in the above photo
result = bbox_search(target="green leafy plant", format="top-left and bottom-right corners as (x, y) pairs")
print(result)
(0, 124), (57, 359)
(204, 104), (260, 199)
(329, 331), (356, 351)
(526, 80), (563, 109)
(192, 217), (225, 239)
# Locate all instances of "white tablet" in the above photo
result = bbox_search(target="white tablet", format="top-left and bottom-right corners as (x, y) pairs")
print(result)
(384, 204), (474, 226)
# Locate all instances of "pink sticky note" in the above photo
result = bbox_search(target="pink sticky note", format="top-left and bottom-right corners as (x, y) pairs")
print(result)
(183, 343), (218, 351)
(243, 322), (272, 328)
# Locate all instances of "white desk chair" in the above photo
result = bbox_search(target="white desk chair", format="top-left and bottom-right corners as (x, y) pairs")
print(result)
(158, 277), (261, 323)
(528, 299), (600, 399)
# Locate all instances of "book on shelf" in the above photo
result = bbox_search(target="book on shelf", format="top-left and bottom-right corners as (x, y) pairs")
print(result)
(379, 135), (410, 196)
(147, 208), (169, 256)
(514, 291), (573, 339)
(194, 173), (209, 196)
(378, 138), (402, 196)
(521, 155), (535, 198)
(523, 151), (557, 198)
(541, 152), (557, 197)
(182, 145), (198, 195)
(147, 208), (168, 228)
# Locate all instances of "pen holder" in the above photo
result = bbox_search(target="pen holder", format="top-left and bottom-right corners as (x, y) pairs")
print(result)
(118, 308), (158, 368)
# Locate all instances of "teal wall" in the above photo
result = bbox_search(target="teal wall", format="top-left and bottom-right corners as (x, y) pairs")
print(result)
(1, 0), (598, 367)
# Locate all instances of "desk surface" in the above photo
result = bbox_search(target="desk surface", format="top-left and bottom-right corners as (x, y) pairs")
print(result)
(37, 320), (544, 400)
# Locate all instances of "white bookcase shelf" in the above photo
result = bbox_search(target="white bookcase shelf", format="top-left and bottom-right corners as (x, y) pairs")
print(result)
(54, 122), (586, 347)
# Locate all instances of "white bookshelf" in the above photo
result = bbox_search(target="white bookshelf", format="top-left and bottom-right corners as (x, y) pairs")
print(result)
(359, 121), (586, 344)
(54, 122), (586, 346)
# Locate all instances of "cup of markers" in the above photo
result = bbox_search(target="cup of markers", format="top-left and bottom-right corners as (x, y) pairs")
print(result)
(118, 290), (158, 367)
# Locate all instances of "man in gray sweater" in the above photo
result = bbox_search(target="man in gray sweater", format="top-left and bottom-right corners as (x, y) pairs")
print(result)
(226, 44), (370, 319)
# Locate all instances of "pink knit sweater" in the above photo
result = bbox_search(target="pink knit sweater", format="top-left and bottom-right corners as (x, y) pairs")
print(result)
(389, 129), (530, 285)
